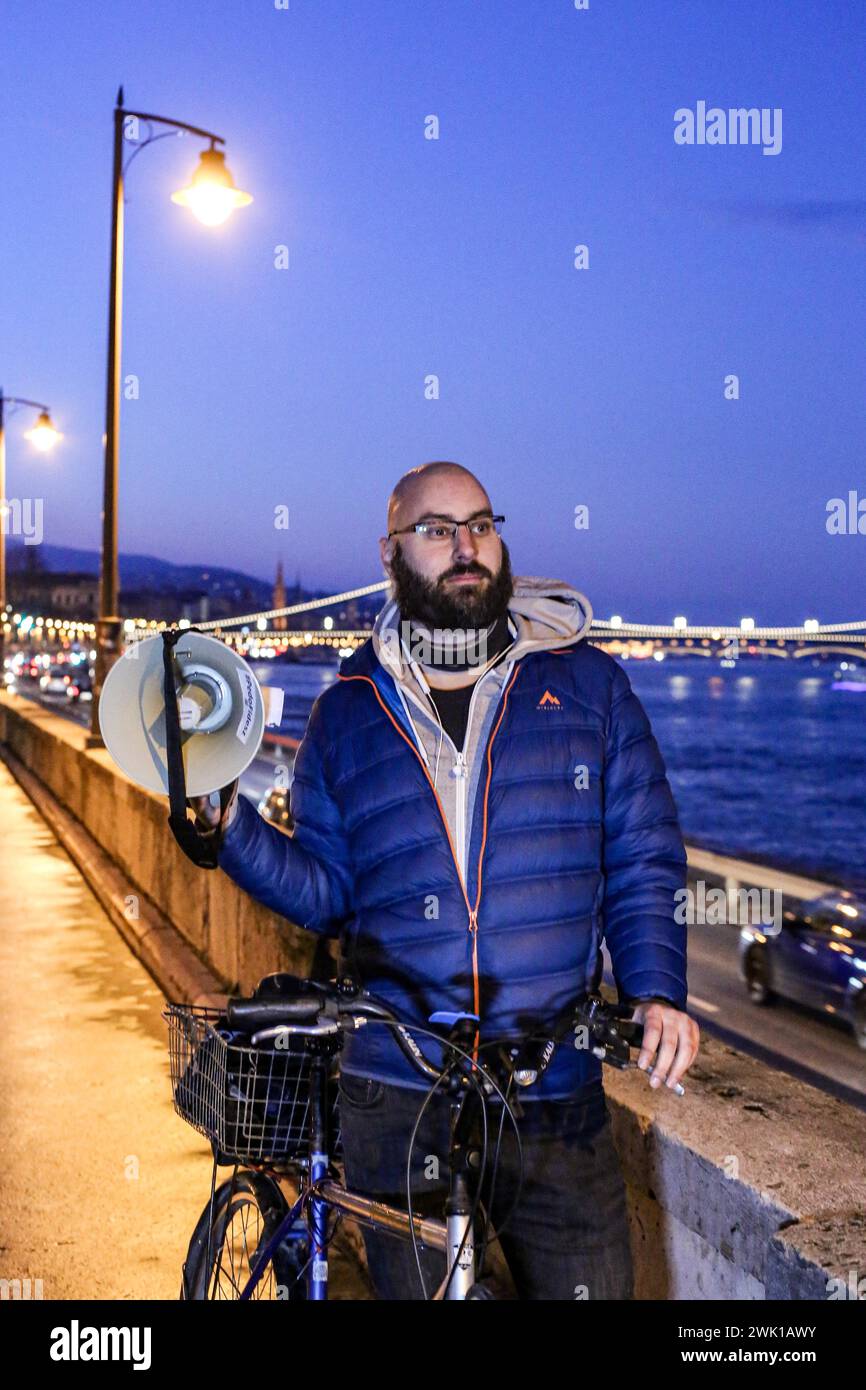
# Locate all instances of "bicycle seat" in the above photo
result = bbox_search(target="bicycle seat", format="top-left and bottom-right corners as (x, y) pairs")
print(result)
(254, 972), (322, 998)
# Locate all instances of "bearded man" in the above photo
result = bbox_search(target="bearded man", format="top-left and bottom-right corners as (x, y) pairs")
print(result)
(196, 460), (699, 1300)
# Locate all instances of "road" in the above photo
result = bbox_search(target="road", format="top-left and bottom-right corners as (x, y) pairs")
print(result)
(667, 920), (865, 1101)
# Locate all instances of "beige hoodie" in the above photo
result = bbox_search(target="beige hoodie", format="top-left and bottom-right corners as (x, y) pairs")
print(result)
(370, 577), (593, 883)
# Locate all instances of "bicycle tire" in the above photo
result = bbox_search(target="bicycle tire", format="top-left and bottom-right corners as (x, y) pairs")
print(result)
(465, 1275), (516, 1299)
(181, 1170), (308, 1301)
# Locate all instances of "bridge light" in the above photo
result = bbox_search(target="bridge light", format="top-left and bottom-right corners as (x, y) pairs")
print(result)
(653, 650), (665, 662)
(323, 616), (334, 631)
(673, 616), (687, 630)
(740, 617), (755, 632)
(257, 618), (267, 631)
(804, 618), (819, 632)
(609, 615), (623, 629)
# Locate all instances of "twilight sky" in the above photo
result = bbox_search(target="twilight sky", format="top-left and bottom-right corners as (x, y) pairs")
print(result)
(1, 0), (864, 624)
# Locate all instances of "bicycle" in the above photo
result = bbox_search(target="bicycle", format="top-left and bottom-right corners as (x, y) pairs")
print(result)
(165, 972), (648, 1301)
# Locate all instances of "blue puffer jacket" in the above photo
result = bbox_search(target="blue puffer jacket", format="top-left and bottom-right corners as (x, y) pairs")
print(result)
(218, 634), (688, 1097)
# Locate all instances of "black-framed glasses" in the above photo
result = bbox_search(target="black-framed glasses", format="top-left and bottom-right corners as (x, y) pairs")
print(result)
(388, 514), (505, 543)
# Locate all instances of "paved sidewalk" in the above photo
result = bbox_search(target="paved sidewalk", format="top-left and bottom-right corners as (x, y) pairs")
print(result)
(0, 759), (228, 1299)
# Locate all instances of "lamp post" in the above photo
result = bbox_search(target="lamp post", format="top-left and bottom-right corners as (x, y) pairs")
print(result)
(0, 389), (62, 675)
(87, 85), (252, 744)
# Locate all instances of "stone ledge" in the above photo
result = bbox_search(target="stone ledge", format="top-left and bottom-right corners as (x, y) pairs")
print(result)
(605, 1034), (866, 1297)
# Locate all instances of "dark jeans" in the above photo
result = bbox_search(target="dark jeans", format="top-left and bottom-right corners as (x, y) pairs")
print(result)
(337, 1073), (634, 1301)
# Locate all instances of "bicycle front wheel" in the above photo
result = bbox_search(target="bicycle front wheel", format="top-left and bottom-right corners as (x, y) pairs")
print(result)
(181, 1170), (308, 1301)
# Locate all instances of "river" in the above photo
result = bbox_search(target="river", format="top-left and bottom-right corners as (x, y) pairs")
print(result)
(249, 655), (866, 893)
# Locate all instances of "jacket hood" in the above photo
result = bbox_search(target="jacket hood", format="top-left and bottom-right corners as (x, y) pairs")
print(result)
(340, 576), (593, 682)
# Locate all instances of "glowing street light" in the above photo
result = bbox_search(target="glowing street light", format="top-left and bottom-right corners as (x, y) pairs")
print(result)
(0, 389), (63, 671)
(171, 145), (252, 227)
(23, 409), (62, 453)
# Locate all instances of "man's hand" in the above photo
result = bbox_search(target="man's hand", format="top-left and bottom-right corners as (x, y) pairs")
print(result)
(187, 779), (240, 832)
(188, 793), (220, 830)
(630, 999), (700, 1092)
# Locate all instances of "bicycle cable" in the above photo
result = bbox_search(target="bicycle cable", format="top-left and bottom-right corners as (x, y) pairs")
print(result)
(403, 1057), (460, 1299)
(434, 1063), (490, 1301)
(474, 1071), (514, 1276)
(356, 1021), (520, 1299)
(334, 1014), (532, 1298)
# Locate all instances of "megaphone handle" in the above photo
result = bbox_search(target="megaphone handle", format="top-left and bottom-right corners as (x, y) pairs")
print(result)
(161, 629), (221, 869)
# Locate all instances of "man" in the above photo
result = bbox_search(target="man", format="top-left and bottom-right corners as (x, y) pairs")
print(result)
(194, 461), (699, 1300)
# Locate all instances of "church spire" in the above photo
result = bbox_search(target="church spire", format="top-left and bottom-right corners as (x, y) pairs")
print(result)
(273, 559), (287, 630)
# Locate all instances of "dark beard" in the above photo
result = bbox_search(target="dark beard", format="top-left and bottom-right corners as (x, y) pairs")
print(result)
(389, 539), (514, 628)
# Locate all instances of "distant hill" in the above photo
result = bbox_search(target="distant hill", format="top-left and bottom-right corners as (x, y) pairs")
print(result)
(7, 542), (275, 605)
(5, 541), (384, 621)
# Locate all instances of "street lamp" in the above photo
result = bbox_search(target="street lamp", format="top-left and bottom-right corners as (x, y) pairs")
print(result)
(171, 145), (253, 226)
(24, 410), (63, 453)
(88, 86), (252, 745)
(0, 389), (62, 674)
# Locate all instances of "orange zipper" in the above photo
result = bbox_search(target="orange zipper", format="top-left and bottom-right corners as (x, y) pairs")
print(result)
(338, 665), (522, 1064)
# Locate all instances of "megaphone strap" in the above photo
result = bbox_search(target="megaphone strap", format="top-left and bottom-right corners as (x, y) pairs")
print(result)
(162, 627), (224, 869)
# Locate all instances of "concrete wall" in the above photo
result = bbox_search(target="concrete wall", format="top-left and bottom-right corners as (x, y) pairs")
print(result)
(2, 690), (864, 1301)
(0, 691), (322, 994)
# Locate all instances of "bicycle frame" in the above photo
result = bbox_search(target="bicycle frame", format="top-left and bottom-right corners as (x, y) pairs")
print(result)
(237, 1054), (477, 1301)
(185, 989), (643, 1300)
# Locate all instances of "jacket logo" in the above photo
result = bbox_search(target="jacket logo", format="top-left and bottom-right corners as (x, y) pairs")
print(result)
(537, 689), (562, 709)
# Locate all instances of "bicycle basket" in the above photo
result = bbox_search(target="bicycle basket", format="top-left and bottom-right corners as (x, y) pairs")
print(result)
(165, 1003), (340, 1165)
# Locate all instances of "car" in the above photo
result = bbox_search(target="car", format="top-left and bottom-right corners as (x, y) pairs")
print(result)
(39, 665), (72, 696)
(66, 668), (94, 702)
(740, 892), (866, 1049)
(257, 785), (294, 835)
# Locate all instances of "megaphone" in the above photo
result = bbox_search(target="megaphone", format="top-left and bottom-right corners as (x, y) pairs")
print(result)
(98, 630), (285, 798)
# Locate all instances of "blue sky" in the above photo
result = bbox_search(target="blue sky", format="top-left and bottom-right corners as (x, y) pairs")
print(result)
(1, 0), (864, 623)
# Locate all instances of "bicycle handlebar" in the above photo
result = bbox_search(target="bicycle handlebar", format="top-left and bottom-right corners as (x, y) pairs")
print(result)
(227, 996), (323, 1030)
(224, 979), (647, 1093)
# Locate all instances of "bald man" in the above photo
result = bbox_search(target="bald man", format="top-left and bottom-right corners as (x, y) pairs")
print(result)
(197, 461), (698, 1300)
